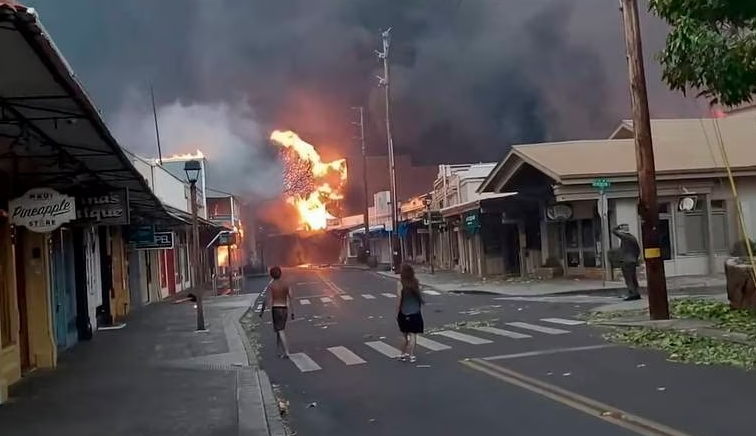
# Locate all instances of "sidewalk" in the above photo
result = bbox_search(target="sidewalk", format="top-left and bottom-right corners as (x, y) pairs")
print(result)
(377, 269), (726, 296)
(0, 294), (285, 436)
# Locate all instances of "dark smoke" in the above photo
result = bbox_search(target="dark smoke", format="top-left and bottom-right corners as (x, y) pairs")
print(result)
(26, 0), (699, 197)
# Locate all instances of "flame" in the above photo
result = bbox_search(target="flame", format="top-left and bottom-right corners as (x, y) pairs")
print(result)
(270, 130), (347, 231)
(217, 248), (228, 267)
(161, 150), (206, 162)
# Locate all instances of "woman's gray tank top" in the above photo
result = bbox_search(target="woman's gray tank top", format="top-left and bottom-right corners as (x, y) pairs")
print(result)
(400, 288), (421, 315)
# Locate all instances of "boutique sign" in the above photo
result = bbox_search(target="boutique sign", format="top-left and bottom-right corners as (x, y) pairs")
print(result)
(74, 189), (130, 226)
(9, 188), (77, 233)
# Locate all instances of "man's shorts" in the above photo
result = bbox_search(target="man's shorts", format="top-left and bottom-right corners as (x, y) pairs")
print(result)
(271, 307), (288, 332)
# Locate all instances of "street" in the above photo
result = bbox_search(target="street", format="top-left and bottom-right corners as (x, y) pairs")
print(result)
(251, 267), (754, 436)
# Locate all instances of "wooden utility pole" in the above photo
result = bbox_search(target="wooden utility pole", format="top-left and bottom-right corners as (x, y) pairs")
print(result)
(620, 0), (670, 320)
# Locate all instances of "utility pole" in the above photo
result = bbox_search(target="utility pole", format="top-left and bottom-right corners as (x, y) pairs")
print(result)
(353, 106), (371, 260)
(425, 197), (435, 274)
(376, 28), (402, 274)
(149, 83), (163, 165)
(620, 0), (670, 320)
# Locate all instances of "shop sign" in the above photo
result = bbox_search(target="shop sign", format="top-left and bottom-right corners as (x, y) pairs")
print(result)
(128, 225), (156, 244)
(9, 188), (76, 233)
(134, 231), (174, 250)
(463, 211), (481, 235)
(546, 203), (573, 221)
(74, 189), (130, 226)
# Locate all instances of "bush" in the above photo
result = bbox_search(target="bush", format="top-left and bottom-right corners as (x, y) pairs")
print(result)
(731, 239), (756, 257)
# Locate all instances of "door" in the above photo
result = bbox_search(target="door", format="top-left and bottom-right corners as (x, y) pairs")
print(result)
(61, 229), (78, 347)
(563, 219), (598, 274)
(49, 230), (68, 350)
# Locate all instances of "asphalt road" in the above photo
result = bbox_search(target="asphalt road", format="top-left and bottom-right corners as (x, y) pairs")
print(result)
(249, 268), (749, 436)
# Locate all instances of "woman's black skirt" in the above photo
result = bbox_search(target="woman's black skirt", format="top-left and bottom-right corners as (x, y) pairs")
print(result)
(397, 312), (424, 334)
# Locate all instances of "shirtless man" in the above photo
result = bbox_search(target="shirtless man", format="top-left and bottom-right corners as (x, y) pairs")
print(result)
(259, 266), (293, 358)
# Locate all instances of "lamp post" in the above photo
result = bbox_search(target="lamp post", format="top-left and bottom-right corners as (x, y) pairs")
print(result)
(424, 197), (435, 274)
(184, 159), (205, 331)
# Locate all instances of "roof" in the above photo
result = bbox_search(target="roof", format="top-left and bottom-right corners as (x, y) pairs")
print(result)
(440, 192), (517, 217)
(480, 114), (756, 192)
(0, 3), (169, 222)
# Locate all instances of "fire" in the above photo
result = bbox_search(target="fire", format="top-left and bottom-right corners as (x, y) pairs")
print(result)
(217, 248), (228, 267)
(270, 130), (347, 231)
(161, 150), (206, 162)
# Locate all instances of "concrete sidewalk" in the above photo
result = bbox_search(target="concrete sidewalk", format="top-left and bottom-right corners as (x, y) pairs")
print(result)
(377, 269), (725, 297)
(0, 294), (285, 436)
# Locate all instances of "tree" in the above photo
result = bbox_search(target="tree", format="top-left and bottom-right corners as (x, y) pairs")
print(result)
(649, 0), (756, 107)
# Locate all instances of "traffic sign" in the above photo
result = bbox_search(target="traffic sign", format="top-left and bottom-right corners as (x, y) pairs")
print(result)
(592, 178), (611, 191)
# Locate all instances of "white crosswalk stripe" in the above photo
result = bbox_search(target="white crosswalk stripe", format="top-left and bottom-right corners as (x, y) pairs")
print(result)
(381, 293), (397, 298)
(362, 294), (376, 299)
(540, 318), (586, 326)
(320, 297), (332, 303)
(506, 321), (570, 335)
(327, 346), (366, 365)
(433, 330), (493, 345)
(340, 295), (354, 301)
(416, 336), (452, 351)
(472, 326), (531, 339)
(423, 290), (441, 296)
(365, 341), (402, 358)
(289, 352), (322, 372)
(299, 299), (311, 305)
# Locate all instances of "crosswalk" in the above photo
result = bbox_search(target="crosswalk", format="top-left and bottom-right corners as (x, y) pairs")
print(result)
(280, 318), (587, 374)
(294, 290), (441, 307)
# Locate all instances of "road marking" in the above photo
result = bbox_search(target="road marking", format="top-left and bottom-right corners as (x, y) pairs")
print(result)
(327, 346), (366, 365)
(299, 299), (311, 305)
(320, 297), (332, 303)
(416, 336), (452, 351)
(540, 317), (586, 326)
(433, 330), (493, 345)
(317, 272), (346, 295)
(472, 326), (531, 339)
(340, 295), (354, 301)
(506, 321), (570, 335)
(365, 341), (402, 358)
(461, 358), (693, 436)
(381, 293), (396, 298)
(362, 294), (376, 299)
(423, 290), (441, 296)
(288, 353), (322, 372)
(482, 344), (617, 361)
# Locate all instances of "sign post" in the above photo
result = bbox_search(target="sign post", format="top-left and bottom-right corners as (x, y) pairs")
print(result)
(592, 178), (612, 282)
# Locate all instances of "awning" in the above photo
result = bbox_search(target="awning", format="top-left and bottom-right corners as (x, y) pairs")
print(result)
(440, 192), (518, 217)
(349, 225), (386, 237)
(0, 4), (171, 223)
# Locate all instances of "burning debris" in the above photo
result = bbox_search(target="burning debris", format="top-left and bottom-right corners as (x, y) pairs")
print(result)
(270, 130), (347, 231)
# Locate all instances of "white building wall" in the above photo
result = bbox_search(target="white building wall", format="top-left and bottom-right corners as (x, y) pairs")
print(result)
(84, 227), (102, 332)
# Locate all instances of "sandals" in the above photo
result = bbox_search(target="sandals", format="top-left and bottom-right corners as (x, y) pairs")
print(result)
(398, 353), (417, 363)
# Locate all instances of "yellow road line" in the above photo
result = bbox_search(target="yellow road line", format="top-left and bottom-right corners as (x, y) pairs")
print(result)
(315, 271), (345, 295)
(460, 358), (697, 436)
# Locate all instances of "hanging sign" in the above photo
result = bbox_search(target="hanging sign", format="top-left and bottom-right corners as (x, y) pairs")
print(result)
(546, 203), (573, 221)
(74, 189), (130, 226)
(9, 188), (76, 233)
(134, 231), (174, 250)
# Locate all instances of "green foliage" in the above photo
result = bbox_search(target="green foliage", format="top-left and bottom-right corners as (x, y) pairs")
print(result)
(648, 0), (756, 107)
(606, 327), (756, 369)
(671, 298), (756, 336)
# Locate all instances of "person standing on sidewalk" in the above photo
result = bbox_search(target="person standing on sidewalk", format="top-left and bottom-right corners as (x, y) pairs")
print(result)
(612, 224), (641, 301)
(259, 266), (294, 358)
(396, 264), (425, 363)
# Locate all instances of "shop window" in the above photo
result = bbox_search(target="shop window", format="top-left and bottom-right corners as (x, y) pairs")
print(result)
(681, 199), (728, 255)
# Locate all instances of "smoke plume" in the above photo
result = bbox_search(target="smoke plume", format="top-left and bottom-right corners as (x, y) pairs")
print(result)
(27, 0), (701, 206)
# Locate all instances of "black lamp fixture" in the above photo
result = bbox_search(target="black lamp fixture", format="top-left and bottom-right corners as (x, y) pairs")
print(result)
(184, 160), (201, 184)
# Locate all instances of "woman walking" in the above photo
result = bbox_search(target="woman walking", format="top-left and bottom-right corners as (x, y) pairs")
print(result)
(396, 263), (425, 363)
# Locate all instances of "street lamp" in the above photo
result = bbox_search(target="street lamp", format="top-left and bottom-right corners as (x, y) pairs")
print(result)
(424, 197), (435, 274)
(184, 159), (205, 331)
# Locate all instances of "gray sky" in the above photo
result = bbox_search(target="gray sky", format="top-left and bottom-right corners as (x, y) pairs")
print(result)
(25, 0), (702, 196)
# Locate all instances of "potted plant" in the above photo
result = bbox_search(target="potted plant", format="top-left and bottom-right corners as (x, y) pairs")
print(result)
(724, 239), (756, 310)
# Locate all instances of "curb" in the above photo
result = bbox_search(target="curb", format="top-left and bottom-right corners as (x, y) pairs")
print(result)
(234, 308), (288, 436)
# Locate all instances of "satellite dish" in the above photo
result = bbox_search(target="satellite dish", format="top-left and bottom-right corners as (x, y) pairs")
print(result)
(678, 196), (697, 212)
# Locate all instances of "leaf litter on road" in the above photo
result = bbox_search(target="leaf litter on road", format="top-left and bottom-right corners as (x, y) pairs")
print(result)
(426, 318), (500, 333)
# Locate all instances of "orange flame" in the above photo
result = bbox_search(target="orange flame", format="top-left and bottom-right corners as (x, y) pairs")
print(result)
(270, 130), (347, 231)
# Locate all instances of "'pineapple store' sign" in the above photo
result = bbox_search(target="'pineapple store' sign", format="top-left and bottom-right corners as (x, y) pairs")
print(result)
(9, 188), (77, 233)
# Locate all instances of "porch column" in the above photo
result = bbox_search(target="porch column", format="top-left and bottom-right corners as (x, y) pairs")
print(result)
(704, 194), (716, 274)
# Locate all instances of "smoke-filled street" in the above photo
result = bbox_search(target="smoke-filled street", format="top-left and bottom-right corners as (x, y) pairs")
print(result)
(248, 268), (751, 436)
